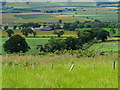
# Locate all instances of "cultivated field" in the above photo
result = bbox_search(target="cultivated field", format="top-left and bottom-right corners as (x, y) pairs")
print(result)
(2, 2), (118, 25)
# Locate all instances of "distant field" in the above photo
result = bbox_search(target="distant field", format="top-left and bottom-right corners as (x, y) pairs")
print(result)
(14, 16), (92, 23)
(1, 28), (118, 37)
(2, 3), (118, 25)
(4, 2), (29, 8)
(29, 2), (97, 8)
(2, 30), (77, 37)
(14, 14), (56, 19)
(88, 37), (119, 52)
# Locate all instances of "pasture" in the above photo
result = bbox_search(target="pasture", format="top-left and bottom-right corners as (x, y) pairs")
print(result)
(14, 14), (56, 19)
(2, 53), (118, 88)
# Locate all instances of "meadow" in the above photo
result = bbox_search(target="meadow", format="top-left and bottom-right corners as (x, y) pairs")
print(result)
(14, 14), (56, 19)
(2, 53), (118, 88)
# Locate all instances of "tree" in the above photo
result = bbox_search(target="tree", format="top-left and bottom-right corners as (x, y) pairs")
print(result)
(65, 37), (82, 50)
(56, 24), (61, 29)
(63, 23), (70, 30)
(110, 28), (116, 35)
(78, 31), (94, 44)
(6, 29), (14, 37)
(4, 26), (8, 30)
(91, 23), (103, 29)
(18, 26), (22, 29)
(33, 31), (37, 37)
(84, 23), (91, 28)
(3, 35), (30, 53)
(53, 31), (64, 37)
(96, 29), (110, 42)
(58, 20), (62, 23)
(13, 25), (17, 30)
(50, 24), (56, 30)
(21, 28), (33, 37)
(77, 31), (82, 37)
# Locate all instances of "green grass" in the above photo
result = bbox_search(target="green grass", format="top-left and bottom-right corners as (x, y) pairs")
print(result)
(15, 16), (91, 23)
(14, 14), (56, 19)
(2, 53), (118, 88)
(88, 39), (119, 52)
(4, 2), (29, 8)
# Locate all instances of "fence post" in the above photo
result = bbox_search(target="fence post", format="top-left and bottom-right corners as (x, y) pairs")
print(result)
(94, 64), (95, 69)
(113, 61), (115, 69)
(52, 64), (53, 69)
(69, 64), (75, 71)
(32, 64), (34, 70)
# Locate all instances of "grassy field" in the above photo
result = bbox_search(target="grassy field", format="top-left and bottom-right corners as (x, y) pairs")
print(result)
(2, 53), (118, 88)
(88, 37), (119, 52)
(14, 14), (56, 19)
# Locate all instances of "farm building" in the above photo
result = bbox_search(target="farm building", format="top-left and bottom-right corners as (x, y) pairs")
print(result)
(44, 22), (58, 24)
(30, 26), (52, 31)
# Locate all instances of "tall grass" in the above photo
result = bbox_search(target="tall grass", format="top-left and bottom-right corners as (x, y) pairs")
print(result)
(2, 53), (118, 88)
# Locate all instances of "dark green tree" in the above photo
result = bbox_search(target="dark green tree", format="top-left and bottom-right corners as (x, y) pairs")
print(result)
(21, 28), (33, 37)
(53, 31), (64, 37)
(4, 26), (8, 30)
(65, 37), (82, 50)
(33, 31), (37, 37)
(13, 25), (17, 30)
(58, 20), (62, 23)
(96, 29), (110, 42)
(6, 29), (14, 37)
(3, 35), (30, 53)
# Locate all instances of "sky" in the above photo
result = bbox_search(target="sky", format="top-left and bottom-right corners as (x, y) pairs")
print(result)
(1, 0), (119, 2)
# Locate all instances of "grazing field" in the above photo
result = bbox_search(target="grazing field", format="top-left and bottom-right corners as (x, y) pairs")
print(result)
(15, 16), (91, 23)
(2, 53), (118, 88)
(88, 37), (119, 52)
(14, 14), (56, 19)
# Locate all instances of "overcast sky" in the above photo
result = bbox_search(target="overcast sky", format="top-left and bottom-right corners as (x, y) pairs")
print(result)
(1, 0), (119, 2)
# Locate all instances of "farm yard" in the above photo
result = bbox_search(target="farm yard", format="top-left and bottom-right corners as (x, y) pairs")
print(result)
(1, 1), (119, 89)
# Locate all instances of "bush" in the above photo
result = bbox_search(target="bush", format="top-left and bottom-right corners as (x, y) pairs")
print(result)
(3, 35), (30, 53)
